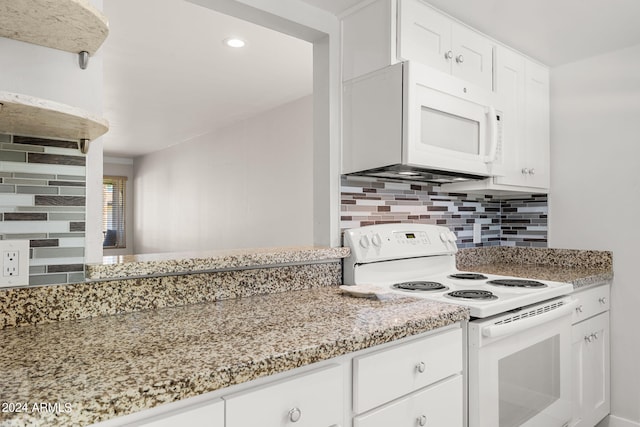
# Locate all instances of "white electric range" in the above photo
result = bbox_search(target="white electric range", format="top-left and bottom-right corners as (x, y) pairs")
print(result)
(342, 223), (573, 318)
(343, 224), (576, 427)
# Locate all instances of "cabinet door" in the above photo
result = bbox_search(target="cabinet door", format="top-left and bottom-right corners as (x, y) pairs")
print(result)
(523, 60), (550, 188)
(451, 23), (494, 91)
(130, 399), (224, 427)
(354, 375), (463, 427)
(493, 46), (526, 186)
(571, 312), (610, 427)
(225, 364), (343, 427)
(398, 0), (451, 74)
(353, 328), (462, 413)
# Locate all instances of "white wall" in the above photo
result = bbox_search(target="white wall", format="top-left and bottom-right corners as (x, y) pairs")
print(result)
(189, 0), (341, 247)
(104, 158), (135, 256)
(133, 95), (313, 253)
(549, 43), (640, 424)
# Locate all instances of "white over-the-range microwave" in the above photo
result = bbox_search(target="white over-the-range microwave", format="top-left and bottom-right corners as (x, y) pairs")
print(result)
(342, 61), (505, 184)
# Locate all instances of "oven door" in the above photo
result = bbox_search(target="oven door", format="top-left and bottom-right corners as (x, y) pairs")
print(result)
(468, 297), (576, 427)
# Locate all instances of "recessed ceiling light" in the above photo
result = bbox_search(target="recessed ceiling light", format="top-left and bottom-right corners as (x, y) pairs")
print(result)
(223, 37), (246, 48)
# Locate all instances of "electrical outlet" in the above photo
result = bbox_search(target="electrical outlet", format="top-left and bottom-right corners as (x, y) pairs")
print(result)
(473, 223), (482, 244)
(4, 250), (20, 276)
(0, 240), (29, 287)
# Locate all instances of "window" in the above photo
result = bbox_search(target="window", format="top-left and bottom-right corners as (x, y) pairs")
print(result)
(103, 176), (127, 248)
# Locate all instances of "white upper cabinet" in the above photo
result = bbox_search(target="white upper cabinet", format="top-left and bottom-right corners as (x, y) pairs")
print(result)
(342, 0), (493, 91)
(397, 0), (451, 74)
(493, 46), (550, 190)
(492, 46), (526, 185)
(342, 0), (550, 195)
(398, 0), (494, 90)
(523, 60), (551, 189)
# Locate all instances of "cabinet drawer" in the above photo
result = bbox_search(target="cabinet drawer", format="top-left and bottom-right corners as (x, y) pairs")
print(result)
(225, 364), (343, 427)
(354, 374), (463, 427)
(573, 284), (610, 324)
(353, 327), (462, 413)
(128, 399), (224, 427)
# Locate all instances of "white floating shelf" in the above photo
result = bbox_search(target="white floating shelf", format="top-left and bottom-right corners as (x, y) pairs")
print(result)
(0, 0), (109, 55)
(0, 92), (109, 142)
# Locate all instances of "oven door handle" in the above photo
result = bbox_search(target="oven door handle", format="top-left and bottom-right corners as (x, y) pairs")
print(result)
(482, 299), (577, 338)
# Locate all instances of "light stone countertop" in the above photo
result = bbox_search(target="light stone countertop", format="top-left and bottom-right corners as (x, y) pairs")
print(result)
(457, 247), (613, 290)
(0, 286), (469, 427)
(86, 246), (351, 280)
(460, 262), (612, 289)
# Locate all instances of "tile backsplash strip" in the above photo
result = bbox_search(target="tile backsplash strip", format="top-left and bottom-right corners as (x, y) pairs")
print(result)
(340, 176), (548, 248)
(0, 133), (85, 285)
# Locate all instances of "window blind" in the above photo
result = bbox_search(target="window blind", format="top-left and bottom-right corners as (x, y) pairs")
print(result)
(103, 176), (127, 248)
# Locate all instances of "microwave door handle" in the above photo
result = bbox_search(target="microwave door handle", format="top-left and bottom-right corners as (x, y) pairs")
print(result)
(484, 106), (498, 163)
(482, 299), (577, 338)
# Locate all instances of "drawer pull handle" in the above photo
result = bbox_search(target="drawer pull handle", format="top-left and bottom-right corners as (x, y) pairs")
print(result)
(599, 297), (607, 304)
(288, 407), (302, 423)
(416, 362), (426, 373)
(417, 415), (427, 426)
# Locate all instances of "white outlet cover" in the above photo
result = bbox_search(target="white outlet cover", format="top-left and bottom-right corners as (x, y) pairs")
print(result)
(0, 240), (30, 287)
(473, 223), (482, 244)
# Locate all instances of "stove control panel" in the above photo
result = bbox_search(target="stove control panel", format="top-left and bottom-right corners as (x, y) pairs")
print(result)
(393, 231), (430, 245)
(344, 223), (458, 264)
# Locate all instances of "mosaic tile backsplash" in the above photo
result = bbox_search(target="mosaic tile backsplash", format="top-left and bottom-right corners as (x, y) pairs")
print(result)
(341, 176), (548, 248)
(0, 133), (85, 285)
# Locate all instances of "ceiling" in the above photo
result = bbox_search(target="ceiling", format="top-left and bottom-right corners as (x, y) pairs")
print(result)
(102, 0), (312, 157)
(103, 0), (640, 158)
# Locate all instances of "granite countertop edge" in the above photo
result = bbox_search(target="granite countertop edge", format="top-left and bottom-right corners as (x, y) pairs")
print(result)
(86, 246), (351, 280)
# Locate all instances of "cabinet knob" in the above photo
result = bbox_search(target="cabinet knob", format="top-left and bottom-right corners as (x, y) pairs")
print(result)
(288, 407), (302, 423)
(584, 335), (593, 343)
(529, 168), (535, 175)
(521, 168), (529, 175)
(417, 415), (427, 426)
(599, 297), (607, 304)
(592, 332), (600, 340)
(456, 54), (464, 63)
(416, 361), (426, 373)
(575, 305), (583, 313)
(444, 50), (453, 60)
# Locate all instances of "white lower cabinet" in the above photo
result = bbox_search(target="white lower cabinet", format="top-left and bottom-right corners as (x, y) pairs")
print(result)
(224, 364), (344, 427)
(570, 285), (611, 427)
(127, 399), (224, 427)
(353, 327), (462, 413)
(93, 324), (463, 427)
(353, 327), (463, 427)
(354, 375), (463, 427)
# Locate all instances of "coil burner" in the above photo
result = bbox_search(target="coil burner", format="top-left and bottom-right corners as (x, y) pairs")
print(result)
(448, 273), (488, 280)
(446, 290), (498, 300)
(487, 279), (548, 288)
(392, 281), (448, 292)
